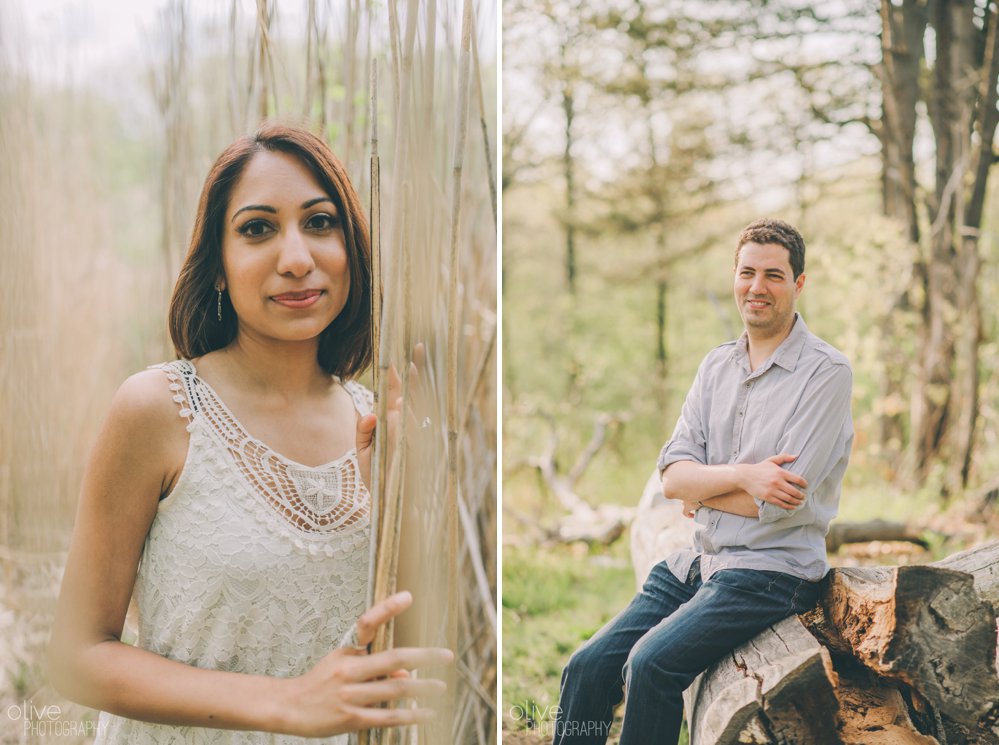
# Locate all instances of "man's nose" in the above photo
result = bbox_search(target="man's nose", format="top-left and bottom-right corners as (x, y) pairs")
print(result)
(749, 274), (767, 294)
(276, 228), (315, 277)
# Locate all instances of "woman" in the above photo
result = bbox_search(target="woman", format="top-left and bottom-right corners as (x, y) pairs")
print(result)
(48, 124), (451, 742)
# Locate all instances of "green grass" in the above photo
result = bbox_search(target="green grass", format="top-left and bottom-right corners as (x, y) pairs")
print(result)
(502, 542), (690, 744)
(502, 544), (635, 731)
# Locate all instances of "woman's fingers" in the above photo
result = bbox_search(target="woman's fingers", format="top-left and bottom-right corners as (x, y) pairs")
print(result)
(353, 592), (414, 646)
(355, 413), (377, 452)
(349, 647), (454, 681)
(345, 705), (437, 729)
(388, 362), (403, 400)
(342, 677), (446, 707)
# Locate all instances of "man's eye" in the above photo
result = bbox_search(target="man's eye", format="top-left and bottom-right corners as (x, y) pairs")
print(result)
(307, 213), (339, 231)
(237, 220), (271, 238)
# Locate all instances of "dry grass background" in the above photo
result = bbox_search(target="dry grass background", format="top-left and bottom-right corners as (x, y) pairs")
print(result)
(0, 2), (496, 743)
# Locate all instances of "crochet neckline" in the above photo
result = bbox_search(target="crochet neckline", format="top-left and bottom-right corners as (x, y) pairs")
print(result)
(159, 359), (371, 537)
(186, 358), (358, 472)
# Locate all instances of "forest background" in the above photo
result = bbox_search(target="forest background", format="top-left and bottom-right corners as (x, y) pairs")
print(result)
(0, 1), (497, 743)
(502, 1), (999, 742)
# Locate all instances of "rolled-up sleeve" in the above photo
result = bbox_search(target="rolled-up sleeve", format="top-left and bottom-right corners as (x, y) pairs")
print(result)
(756, 361), (853, 524)
(657, 364), (708, 477)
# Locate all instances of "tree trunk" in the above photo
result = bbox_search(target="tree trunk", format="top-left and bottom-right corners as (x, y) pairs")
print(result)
(560, 40), (577, 295)
(949, 2), (999, 489)
(877, 0), (926, 465)
(910, 0), (995, 486)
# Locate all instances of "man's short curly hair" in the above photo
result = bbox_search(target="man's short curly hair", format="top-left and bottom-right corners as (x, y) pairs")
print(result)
(735, 218), (805, 279)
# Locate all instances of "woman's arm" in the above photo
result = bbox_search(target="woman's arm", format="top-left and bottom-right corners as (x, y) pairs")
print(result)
(48, 370), (449, 736)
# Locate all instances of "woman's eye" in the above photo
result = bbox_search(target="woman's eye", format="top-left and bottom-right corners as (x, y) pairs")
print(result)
(237, 220), (272, 238)
(307, 213), (339, 231)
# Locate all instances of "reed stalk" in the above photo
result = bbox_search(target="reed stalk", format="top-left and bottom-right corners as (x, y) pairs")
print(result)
(446, 0), (474, 739)
(470, 10), (497, 230)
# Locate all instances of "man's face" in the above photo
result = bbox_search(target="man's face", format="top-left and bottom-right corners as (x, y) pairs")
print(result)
(733, 242), (805, 336)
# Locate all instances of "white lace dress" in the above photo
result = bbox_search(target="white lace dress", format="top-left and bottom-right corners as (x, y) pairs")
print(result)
(94, 360), (372, 744)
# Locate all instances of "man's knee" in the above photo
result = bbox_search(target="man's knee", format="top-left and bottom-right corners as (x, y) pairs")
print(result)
(564, 637), (618, 684)
(623, 642), (689, 695)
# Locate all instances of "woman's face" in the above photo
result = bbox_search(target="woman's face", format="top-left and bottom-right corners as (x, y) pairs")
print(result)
(220, 150), (350, 347)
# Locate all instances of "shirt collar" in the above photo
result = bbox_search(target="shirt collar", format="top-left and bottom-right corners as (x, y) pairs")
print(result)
(730, 313), (809, 375)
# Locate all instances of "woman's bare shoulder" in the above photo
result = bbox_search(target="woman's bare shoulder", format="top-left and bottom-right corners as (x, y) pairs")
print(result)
(110, 367), (182, 419)
(106, 369), (190, 455)
(95, 367), (190, 499)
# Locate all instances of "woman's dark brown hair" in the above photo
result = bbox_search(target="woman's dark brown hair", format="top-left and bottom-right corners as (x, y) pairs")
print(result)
(168, 123), (372, 379)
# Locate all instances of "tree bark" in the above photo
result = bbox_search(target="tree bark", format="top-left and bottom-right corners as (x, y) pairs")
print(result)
(684, 615), (842, 745)
(809, 564), (999, 729)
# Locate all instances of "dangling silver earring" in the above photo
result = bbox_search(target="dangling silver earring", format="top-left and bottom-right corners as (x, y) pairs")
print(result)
(216, 287), (223, 322)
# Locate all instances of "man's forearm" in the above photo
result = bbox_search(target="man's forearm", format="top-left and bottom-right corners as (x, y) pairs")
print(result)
(700, 491), (758, 518)
(664, 457), (806, 516)
(662, 460), (747, 502)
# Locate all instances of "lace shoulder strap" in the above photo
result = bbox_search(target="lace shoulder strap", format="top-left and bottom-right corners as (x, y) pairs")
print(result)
(148, 360), (197, 433)
(342, 380), (374, 416)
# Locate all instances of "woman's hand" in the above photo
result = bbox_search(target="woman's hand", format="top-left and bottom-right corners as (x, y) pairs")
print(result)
(356, 345), (424, 492)
(276, 592), (452, 737)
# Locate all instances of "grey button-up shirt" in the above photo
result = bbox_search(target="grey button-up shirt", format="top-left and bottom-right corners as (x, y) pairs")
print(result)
(657, 314), (853, 582)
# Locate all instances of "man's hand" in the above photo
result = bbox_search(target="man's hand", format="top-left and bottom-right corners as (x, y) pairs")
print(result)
(738, 454), (808, 510)
(680, 499), (699, 518)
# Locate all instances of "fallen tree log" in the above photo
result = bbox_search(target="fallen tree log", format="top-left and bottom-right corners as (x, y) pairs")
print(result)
(683, 614), (842, 745)
(507, 412), (634, 546)
(629, 471), (695, 585)
(825, 519), (928, 553)
(933, 540), (999, 610)
(808, 563), (999, 731)
(631, 476), (999, 744)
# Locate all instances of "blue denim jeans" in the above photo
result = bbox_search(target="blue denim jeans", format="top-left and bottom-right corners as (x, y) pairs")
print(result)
(551, 557), (821, 745)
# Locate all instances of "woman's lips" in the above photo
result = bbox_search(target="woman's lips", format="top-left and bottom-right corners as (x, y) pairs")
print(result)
(271, 290), (323, 308)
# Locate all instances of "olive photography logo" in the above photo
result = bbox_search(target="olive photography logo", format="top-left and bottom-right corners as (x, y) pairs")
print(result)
(5, 700), (101, 738)
(508, 702), (612, 739)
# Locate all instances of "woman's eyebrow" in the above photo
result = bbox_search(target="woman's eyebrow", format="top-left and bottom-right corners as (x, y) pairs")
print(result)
(302, 196), (334, 209)
(231, 197), (334, 223)
(231, 204), (276, 222)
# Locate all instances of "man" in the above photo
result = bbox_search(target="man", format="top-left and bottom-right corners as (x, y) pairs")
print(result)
(552, 219), (853, 745)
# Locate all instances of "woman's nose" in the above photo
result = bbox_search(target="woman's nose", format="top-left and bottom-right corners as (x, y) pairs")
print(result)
(276, 229), (315, 277)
